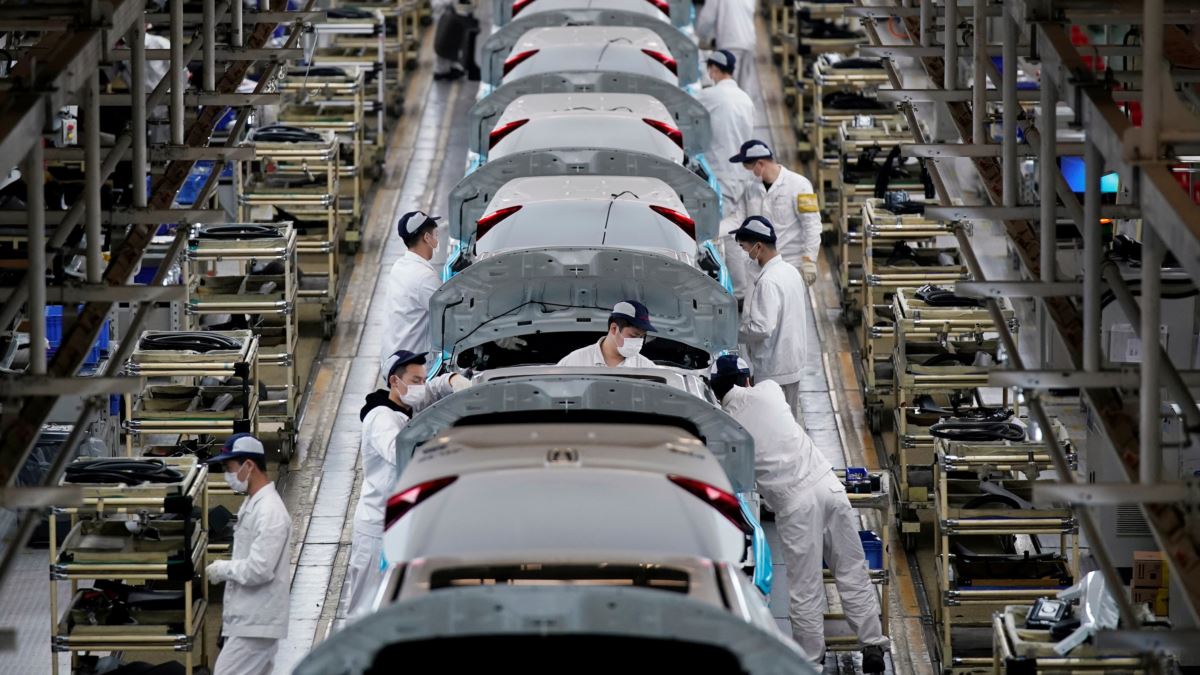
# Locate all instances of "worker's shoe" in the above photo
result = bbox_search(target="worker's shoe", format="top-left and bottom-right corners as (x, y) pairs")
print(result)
(861, 645), (886, 673)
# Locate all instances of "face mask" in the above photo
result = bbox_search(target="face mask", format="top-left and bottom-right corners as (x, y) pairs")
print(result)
(225, 464), (249, 494)
(745, 245), (760, 266)
(399, 383), (427, 407)
(617, 337), (644, 359)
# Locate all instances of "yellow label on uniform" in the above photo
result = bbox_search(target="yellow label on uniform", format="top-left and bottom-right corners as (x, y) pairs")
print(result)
(797, 193), (820, 213)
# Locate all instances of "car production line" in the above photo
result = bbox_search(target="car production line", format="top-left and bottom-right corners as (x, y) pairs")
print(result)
(268, 19), (927, 675)
(0, 10), (926, 675)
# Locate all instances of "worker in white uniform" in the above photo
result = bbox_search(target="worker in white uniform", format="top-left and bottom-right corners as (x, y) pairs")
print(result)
(557, 300), (658, 368)
(344, 350), (470, 616)
(725, 139), (823, 288)
(205, 435), (291, 675)
(695, 49), (757, 303)
(733, 216), (809, 417)
(380, 210), (441, 380)
(696, 0), (760, 104)
(708, 355), (888, 672)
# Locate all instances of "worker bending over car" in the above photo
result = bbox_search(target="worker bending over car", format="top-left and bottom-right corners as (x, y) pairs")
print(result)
(558, 300), (657, 368)
(345, 350), (471, 617)
(205, 435), (291, 675)
(733, 216), (809, 417)
(709, 356), (889, 673)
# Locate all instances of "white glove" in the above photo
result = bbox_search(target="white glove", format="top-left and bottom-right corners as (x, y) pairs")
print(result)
(207, 560), (230, 583)
(450, 374), (473, 392)
(801, 258), (817, 286)
(495, 337), (528, 351)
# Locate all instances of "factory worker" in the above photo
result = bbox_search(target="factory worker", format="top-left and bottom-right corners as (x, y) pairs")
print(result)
(206, 434), (291, 675)
(708, 355), (888, 672)
(696, 0), (760, 104)
(724, 139), (823, 290)
(734, 216), (808, 416)
(696, 49), (756, 207)
(345, 350), (471, 616)
(380, 211), (441, 381)
(557, 300), (658, 368)
(696, 49), (757, 303)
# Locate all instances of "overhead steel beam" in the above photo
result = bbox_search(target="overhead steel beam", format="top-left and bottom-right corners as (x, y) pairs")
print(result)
(0, 209), (228, 225)
(0, 377), (146, 396)
(955, 281), (1084, 298)
(1034, 483), (1196, 506)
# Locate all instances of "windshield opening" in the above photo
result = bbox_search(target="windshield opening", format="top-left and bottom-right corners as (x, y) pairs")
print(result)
(452, 410), (704, 440)
(453, 332), (712, 371)
(430, 564), (690, 593)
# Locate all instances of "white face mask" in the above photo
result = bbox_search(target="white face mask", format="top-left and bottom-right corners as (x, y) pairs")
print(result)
(224, 464), (249, 494)
(745, 244), (760, 266)
(399, 383), (427, 407)
(617, 337), (644, 359)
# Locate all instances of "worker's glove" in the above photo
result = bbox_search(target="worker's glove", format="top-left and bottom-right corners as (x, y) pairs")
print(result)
(494, 337), (528, 351)
(206, 560), (230, 584)
(800, 258), (818, 286)
(450, 374), (473, 392)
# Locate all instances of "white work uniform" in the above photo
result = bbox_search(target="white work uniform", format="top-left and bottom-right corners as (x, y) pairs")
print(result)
(693, 78), (756, 215)
(210, 483), (291, 675)
(722, 381), (888, 661)
(557, 337), (657, 368)
(379, 250), (440, 379)
(722, 166), (823, 273)
(740, 256), (809, 413)
(696, 0), (759, 103)
(344, 375), (458, 616)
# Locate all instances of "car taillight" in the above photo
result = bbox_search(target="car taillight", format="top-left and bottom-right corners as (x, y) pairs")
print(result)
(512, 0), (535, 16)
(476, 205), (523, 236)
(488, 118), (529, 149)
(645, 0), (670, 16)
(668, 475), (752, 534)
(641, 49), (677, 75)
(503, 49), (540, 76)
(385, 476), (457, 529)
(643, 118), (684, 149)
(649, 205), (696, 238)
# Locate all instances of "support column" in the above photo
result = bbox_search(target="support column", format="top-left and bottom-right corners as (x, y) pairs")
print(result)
(26, 140), (45, 375)
(170, 0), (185, 145)
(1083, 141), (1102, 372)
(1140, 227), (1163, 485)
(85, 70), (102, 284)
(1002, 10), (1018, 206)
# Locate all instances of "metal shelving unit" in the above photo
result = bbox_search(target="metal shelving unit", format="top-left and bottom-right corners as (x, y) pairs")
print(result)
(49, 456), (209, 675)
(237, 132), (340, 338)
(183, 224), (299, 455)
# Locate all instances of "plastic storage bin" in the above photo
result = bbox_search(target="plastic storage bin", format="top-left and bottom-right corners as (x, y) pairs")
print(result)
(45, 306), (110, 366)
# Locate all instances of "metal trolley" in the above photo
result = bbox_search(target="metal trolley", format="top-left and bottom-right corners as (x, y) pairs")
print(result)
(991, 605), (1153, 674)
(238, 132), (340, 337)
(825, 469), (892, 652)
(183, 224), (299, 455)
(49, 456), (209, 675)
(122, 326), (260, 451)
(934, 436), (1079, 673)
(887, 289), (1017, 528)
(278, 69), (369, 248)
(813, 59), (894, 212)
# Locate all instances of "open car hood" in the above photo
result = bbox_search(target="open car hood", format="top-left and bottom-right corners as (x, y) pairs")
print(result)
(490, 0), (695, 29)
(482, 10), (700, 86)
(470, 72), (712, 157)
(451, 148), (720, 242)
(431, 245), (736, 357)
(395, 369), (754, 491)
(294, 586), (813, 675)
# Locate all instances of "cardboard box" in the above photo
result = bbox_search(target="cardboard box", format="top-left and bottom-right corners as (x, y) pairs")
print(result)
(1131, 586), (1170, 616)
(1132, 550), (1169, 588)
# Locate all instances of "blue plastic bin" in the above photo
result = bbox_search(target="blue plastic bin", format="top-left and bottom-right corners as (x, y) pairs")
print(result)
(45, 305), (110, 366)
(860, 531), (883, 570)
(822, 531), (884, 571)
